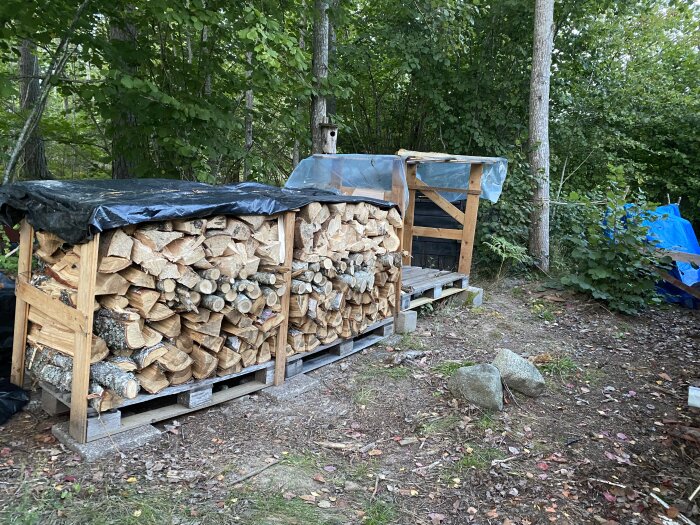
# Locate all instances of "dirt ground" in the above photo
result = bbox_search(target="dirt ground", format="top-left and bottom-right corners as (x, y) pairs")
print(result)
(1, 280), (699, 525)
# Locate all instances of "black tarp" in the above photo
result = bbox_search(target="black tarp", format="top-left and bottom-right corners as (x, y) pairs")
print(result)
(0, 180), (395, 244)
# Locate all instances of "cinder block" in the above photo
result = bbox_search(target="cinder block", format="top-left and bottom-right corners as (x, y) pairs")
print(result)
(53, 421), (160, 462)
(261, 373), (320, 402)
(285, 359), (304, 378)
(178, 387), (212, 408)
(86, 410), (122, 441)
(395, 310), (417, 334)
(463, 286), (484, 307)
(41, 389), (70, 416)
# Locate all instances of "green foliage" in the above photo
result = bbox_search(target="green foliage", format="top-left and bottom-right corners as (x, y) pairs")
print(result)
(559, 184), (670, 313)
(432, 360), (475, 377)
(537, 355), (578, 380)
(483, 235), (532, 279)
(0, 228), (18, 273)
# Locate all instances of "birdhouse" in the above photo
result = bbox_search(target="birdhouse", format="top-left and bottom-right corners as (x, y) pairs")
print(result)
(319, 123), (338, 154)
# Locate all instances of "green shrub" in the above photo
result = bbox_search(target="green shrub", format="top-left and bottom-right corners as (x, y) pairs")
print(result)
(559, 184), (669, 314)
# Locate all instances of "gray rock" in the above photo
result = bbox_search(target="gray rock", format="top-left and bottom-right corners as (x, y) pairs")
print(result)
(448, 364), (503, 411)
(493, 348), (545, 397)
(344, 480), (361, 492)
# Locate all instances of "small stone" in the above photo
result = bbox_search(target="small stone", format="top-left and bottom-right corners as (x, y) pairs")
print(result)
(493, 349), (546, 397)
(344, 481), (361, 492)
(399, 437), (420, 446)
(448, 364), (503, 411)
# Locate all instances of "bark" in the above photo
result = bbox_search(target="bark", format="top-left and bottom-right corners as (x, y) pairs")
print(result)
(243, 51), (253, 181)
(19, 40), (52, 180)
(109, 15), (141, 179)
(310, 0), (329, 154)
(527, 0), (555, 272)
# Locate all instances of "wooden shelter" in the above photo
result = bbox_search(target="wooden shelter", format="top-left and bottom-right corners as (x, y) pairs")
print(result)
(397, 149), (504, 277)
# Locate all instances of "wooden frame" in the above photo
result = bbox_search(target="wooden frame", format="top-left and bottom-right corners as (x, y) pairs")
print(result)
(11, 212), (296, 444)
(399, 151), (501, 277)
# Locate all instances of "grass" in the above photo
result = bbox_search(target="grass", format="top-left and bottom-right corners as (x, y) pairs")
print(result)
(398, 333), (424, 350)
(3, 485), (212, 525)
(348, 459), (378, 480)
(476, 413), (496, 430)
(356, 365), (411, 382)
(531, 301), (556, 322)
(364, 500), (397, 525)
(453, 445), (506, 470)
(432, 359), (475, 377)
(283, 451), (319, 470)
(419, 415), (460, 436)
(352, 386), (377, 406)
(537, 355), (578, 380)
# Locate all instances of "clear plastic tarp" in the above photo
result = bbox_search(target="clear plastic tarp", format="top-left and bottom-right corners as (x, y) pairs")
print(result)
(285, 154), (408, 214)
(416, 158), (508, 203)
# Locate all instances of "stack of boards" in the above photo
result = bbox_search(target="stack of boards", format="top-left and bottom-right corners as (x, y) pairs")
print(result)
(23, 200), (401, 412)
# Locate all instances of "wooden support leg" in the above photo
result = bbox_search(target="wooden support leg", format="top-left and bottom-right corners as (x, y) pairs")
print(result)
(11, 220), (34, 387)
(69, 234), (100, 444)
(458, 163), (484, 276)
(402, 164), (417, 266)
(274, 211), (295, 386)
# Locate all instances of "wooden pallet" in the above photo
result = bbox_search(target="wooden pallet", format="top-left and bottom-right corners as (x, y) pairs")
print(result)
(40, 361), (274, 442)
(285, 317), (394, 378)
(400, 265), (468, 310)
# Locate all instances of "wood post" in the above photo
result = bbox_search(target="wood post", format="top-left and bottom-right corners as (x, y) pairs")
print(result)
(458, 163), (483, 275)
(10, 220), (34, 386)
(402, 163), (417, 266)
(69, 234), (100, 443)
(274, 211), (295, 386)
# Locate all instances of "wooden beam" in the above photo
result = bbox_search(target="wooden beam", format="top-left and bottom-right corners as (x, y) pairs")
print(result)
(16, 279), (87, 333)
(661, 250), (700, 266)
(397, 149), (501, 165)
(458, 163), (484, 275)
(69, 234), (100, 444)
(402, 164), (417, 266)
(411, 177), (465, 225)
(412, 226), (463, 241)
(11, 220), (33, 386)
(407, 185), (479, 195)
(659, 271), (700, 300)
(275, 211), (295, 386)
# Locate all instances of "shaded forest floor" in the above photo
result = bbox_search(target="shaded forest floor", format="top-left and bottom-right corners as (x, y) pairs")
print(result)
(1, 280), (699, 525)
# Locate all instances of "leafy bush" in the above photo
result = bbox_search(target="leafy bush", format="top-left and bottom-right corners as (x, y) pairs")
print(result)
(0, 228), (18, 274)
(482, 235), (532, 280)
(559, 184), (669, 314)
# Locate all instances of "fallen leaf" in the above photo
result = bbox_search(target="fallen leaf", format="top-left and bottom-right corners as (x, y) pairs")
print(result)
(428, 513), (446, 524)
(659, 372), (672, 382)
(368, 449), (383, 456)
(536, 462), (549, 471)
(313, 473), (326, 483)
(299, 494), (316, 503)
(126, 477), (137, 483)
(666, 507), (680, 519)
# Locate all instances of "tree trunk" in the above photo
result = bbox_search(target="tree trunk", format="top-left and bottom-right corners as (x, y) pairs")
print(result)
(109, 17), (141, 179)
(19, 40), (51, 180)
(528, 0), (554, 272)
(326, 0), (338, 118)
(310, 0), (329, 154)
(243, 51), (253, 181)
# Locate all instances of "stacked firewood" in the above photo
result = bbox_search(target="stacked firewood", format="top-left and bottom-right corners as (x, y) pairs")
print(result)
(25, 214), (287, 410)
(286, 201), (402, 353)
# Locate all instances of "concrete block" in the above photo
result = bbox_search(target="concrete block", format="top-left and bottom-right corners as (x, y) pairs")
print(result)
(464, 286), (484, 307)
(52, 422), (160, 462)
(260, 374), (320, 402)
(452, 286), (484, 308)
(86, 410), (121, 441)
(395, 310), (417, 334)
(178, 387), (212, 409)
(41, 389), (70, 416)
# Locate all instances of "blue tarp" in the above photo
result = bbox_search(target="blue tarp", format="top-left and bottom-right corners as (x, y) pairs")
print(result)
(644, 204), (700, 305)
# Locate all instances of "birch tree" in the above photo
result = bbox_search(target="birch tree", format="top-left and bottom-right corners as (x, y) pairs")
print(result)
(528, 0), (555, 272)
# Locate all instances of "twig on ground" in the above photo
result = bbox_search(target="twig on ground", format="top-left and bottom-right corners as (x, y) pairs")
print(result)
(588, 478), (627, 489)
(230, 459), (281, 485)
(503, 382), (521, 408)
(649, 492), (697, 525)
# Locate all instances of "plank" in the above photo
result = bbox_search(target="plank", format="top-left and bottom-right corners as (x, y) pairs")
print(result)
(458, 163), (484, 275)
(412, 177), (465, 226)
(397, 149), (501, 165)
(11, 220), (34, 386)
(659, 271), (700, 300)
(412, 226), (463, 241)
(69, 234), (100, 444)
(661, 250), (700, 266)
(16, 280), (87, 333)
(402, 164), (417, 266)
(275, 211), (295, 386)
